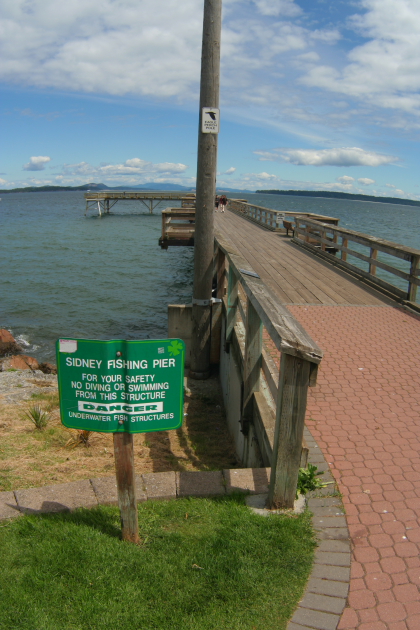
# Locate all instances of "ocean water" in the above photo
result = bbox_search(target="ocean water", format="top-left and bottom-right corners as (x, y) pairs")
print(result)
(1, 191), (419, 362)
(0, 192), (192, 362)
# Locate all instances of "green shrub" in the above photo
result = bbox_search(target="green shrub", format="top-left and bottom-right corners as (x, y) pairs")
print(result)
(23, 405), (50, 430)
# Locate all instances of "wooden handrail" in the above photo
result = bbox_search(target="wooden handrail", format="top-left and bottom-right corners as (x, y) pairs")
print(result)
(214, 231), (323, 509)
(215, 233), (323, 363)
(293, 218), (420, 303)
(228, 198), (339, 231)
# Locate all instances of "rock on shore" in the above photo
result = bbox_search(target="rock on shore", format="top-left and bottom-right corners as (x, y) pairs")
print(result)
(0, 330), (57, 374)
(0, 329), (21, 356)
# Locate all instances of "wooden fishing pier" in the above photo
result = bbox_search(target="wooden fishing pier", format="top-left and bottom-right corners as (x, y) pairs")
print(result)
(164, 198), (420, 628)
(163, 197), (418, 497)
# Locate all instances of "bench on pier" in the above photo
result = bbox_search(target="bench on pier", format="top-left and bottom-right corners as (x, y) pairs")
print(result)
(283, 220), (295, 237)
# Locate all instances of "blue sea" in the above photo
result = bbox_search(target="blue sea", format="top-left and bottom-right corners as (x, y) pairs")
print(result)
(1, 191), (419, 362)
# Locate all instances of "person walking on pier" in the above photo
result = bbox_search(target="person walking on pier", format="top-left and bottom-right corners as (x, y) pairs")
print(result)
(219, 194), (227, 212)
(215, 195), (219, 211)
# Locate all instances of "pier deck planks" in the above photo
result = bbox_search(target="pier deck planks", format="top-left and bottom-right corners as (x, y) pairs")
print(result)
(215, 210), (394, 306)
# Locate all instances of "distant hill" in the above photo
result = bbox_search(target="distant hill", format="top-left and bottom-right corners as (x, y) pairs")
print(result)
(256, 189), (420, 208)
(0, 182), (253, 194)
(0, 182), (195, 194)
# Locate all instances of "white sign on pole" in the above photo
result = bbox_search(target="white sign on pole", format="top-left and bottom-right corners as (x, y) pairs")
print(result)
(202, 108), (220, 134)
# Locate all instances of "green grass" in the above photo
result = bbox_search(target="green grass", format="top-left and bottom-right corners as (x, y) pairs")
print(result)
(0, 495), (316, 630)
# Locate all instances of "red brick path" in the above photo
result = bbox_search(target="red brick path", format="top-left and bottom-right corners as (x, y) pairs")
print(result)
(287, 304), (420, 630)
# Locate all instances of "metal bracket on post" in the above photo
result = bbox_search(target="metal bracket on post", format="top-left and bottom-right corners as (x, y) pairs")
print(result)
(192, 298), (222, 307)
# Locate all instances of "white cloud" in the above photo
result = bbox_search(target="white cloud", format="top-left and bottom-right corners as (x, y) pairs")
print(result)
(296, 52), (320, 63)
(0, 178), (8, 185)
(254, 172), (278, 180)
(23, 156), (51, 171)
(60, 158), (188, 181)
(300, 0), (420, 115)
(254, 147), (397, 167)
(252, 0), (301, 18)
(358, 178), (375, 185)
(337, 176), (355, 183)
(0, 0), (203, 98)
(0, 0), (339, 107)
(309, 29), (341, 44)
(225, 167), (236, 175)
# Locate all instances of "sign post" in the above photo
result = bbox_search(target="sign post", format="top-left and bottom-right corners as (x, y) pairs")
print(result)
(113, 432), (139, 543)
(56, 337), (185, 542)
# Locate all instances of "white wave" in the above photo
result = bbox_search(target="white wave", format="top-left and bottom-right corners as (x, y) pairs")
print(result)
(15, 334), (31, 347)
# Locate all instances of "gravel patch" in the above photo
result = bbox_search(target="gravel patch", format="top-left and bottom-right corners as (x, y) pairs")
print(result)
(0, 370), (58, 404)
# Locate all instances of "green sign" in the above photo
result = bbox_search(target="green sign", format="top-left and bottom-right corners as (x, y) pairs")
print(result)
(56, 338), (185, 433)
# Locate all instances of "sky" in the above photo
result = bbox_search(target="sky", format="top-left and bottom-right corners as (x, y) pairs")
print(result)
(2, 0), (420, 198)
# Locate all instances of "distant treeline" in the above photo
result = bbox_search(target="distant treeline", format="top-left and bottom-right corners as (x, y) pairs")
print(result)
(256, 189), (420, 208)
(0, 185), (94, 193)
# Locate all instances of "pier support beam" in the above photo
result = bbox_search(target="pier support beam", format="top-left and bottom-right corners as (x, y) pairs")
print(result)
(190, 0), (222, 379)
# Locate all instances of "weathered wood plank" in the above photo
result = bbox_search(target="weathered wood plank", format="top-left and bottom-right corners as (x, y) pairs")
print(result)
(226, 266), (239, 341)
(268, 354), (311, 509)
(242, 298), (263, 414)
(216, 211), (392, 306)
(222, 253), (323, 362)
(216, 248), (226, 299)
(409, 255), (420, 302)
(215, 228), (323, 361)
(370, 248), (378, 276)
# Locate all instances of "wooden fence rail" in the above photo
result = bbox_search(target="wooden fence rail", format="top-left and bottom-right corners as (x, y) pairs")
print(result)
(293, 217), (420, 304)
(228, 199), (339, 232)
(214, 232), (323, 509)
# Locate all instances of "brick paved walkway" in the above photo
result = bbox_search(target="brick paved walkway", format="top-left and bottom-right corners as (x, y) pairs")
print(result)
(288, 304), (420, 630)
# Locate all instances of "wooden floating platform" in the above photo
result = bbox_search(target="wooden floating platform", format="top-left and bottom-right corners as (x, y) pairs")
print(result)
(159, 208), (195, 249)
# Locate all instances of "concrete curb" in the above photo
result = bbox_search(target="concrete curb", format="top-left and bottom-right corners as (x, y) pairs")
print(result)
(287, 427), (351, 630)
(0, 426), (350, 630)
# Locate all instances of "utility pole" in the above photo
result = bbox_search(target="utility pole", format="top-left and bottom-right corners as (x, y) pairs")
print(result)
(190, 0), (222, 379)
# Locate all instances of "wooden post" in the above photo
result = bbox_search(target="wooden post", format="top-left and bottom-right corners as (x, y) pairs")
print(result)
(369, 248), (378, 276)
(242, 299), (262, 430)
(226, 266), (239, 342)
(190, 0), (222, 379)
(161, 210), (167, 242)
(341, 237), (348, 261)
(216, 247), (226, 299)
(268, 354), (311, 509)
(113, 432), (139, 543)
(408, 255), (419, 302)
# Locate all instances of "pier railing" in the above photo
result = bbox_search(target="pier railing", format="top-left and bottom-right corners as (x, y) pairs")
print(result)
(214, 232), (323, 508)
(293, 218), (420, 304)
(228, 198), (339, 232)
